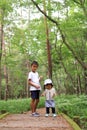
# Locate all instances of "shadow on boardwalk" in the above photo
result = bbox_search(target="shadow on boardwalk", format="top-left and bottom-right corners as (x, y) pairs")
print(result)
(0, 108), (74, 130)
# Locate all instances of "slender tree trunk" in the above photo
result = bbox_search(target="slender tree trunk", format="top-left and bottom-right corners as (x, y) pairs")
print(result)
(4, 66), (9, 100)
(26, 3), (31, 98)
(0, 61), (1, 99)
(76, 75), (82, 95)
(84, 68), (87, 94)
(2, 24), (9, 100)
(26, 60), (30, 98)
(43, 0), (52, 78)
(0, 23), (3, 99)
(0, 25), (1, 99)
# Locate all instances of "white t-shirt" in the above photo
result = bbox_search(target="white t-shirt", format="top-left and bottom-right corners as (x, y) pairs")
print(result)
(28, 71), (41, 91)
(43, 88), (56, 100)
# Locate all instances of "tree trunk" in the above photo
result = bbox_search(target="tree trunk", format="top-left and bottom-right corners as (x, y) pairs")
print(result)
(84, 68), (87, 94)
(43, 0), (52, 78)
(4, 66), (9, 100)
(76, 75), (82, 95)
(0, 24), (3, 99)
(26, 60), (30, 98)
(2, 24), (9, 100)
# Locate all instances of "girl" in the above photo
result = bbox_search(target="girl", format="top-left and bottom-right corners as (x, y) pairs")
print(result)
(42, 79), (57, 117)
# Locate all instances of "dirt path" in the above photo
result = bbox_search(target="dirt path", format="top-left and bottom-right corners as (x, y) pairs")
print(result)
(0, 108), (74, 130)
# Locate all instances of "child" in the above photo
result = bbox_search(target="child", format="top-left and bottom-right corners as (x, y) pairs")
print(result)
(42, 79), (57, 117)
(28, 61), (42, 117)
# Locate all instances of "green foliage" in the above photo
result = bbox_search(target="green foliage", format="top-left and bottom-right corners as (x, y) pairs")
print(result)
(0, 0), (13, 19)
(0, 98), (45, 114)
(0, 95), (87, 129)
(1, 0), (87, 99)
(0, 95), (86, 129)
(0, 98), (31, 113)
(55, 94), (87, 129)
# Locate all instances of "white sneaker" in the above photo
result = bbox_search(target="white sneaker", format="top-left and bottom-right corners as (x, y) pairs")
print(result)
(53, 114), (57, 117)
(45, 114), (49, 117)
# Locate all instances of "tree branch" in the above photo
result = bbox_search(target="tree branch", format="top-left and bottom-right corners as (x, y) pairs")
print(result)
(31, 0), (59, 26)
(31, 0), (87, 70)
(73, 0), (81, 5)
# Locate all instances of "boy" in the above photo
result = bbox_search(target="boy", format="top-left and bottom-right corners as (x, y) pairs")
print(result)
(42, 79), (57, 117)
(28, 61), (42, 117)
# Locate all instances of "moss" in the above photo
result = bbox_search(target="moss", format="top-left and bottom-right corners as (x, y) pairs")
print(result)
(61, 113), (81, 130)
(0, 113), (9, 119)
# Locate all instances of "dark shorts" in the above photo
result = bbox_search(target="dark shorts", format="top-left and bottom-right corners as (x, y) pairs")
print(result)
(30, 90), (40, 99)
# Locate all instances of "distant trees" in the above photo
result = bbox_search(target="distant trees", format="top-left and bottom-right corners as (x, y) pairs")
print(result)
(31, 0), (87, 94)
(0, 0), (87, 99)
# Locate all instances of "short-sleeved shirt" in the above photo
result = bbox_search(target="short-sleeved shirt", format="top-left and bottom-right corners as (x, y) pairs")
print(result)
(28, 71), (41, 91)
(43, 88), (56, 100)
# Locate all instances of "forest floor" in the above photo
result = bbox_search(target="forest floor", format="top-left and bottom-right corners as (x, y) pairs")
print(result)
(0, 108), (74, 130)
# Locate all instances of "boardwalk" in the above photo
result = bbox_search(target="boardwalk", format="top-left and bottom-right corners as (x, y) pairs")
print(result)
(0, 108), (74, 130)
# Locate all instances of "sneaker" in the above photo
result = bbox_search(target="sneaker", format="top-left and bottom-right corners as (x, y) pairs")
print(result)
(32, 113), (40, 117)
(35, 112), (39, 115)
(53, 114), (57, 117)
(45, 114), (49, 117)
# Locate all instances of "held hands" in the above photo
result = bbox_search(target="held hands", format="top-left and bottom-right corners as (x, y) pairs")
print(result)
(39, 76), (43, 81)
(41, 93), (44, 96)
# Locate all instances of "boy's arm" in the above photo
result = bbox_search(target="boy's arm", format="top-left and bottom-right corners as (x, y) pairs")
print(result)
(28, 79), (40, 89)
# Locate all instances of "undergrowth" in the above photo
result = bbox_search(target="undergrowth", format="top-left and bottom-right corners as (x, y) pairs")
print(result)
(0, 94), (87, 130)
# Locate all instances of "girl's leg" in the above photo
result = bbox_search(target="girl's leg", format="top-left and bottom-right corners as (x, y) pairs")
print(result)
(51, 107), (56, 117)
(46, 107), (50, 114)
(51, 107), (56, 114)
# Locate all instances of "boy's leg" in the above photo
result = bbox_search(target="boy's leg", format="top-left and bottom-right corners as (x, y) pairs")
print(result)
(30, 91), (40, 116)
(31, 90), (40, 113)
(30, 91), (37, 113)
(35, 90), (40, 112)
(30, 98), (36, 113)
(35, 99), (39, 112)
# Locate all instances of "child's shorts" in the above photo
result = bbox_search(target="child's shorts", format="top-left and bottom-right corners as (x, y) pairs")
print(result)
(30, 90), (40, 99)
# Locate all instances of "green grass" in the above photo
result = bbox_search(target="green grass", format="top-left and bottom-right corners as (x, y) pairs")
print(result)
(55, 94), (87, 130)
(0, 98), (31, 113)
(0, 95), (87, 129)
(55, 94), (87, 118)
(0, 97), (45, 114)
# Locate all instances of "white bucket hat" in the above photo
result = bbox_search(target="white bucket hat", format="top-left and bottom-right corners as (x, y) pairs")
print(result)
(44, 79), (53, 85)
